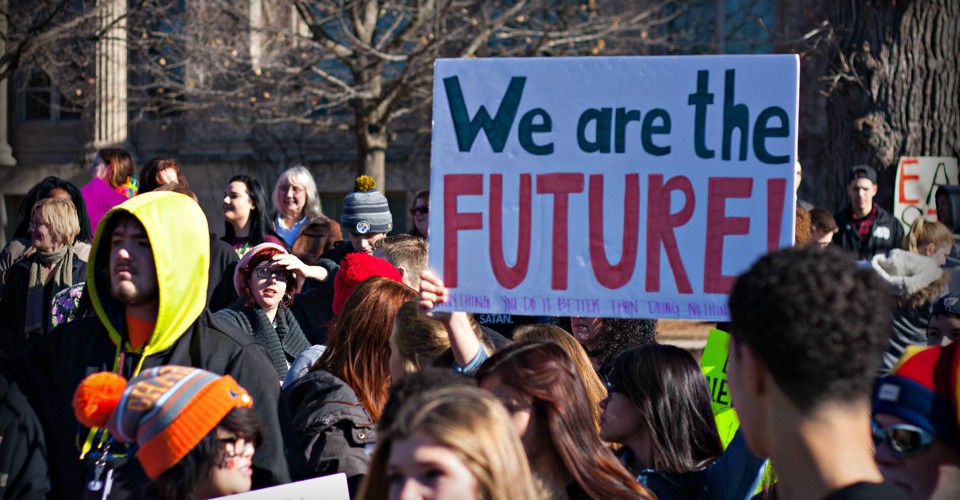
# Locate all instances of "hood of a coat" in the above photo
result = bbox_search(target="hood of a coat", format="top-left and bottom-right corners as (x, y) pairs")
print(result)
(86, 192), (210, 356)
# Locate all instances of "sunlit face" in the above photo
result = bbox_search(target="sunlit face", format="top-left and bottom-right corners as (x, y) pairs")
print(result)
(810, 229), (836, 249)
(109, 217), (159, 306)
(569, 316), (603, 350)
(847, 178), (877, 215)
(412, 197), (429, 237)
(248, 262), (288, 313)
(599, 393), (646, 455)
(278, 181), (306, 220)
(387, 432), (477, 500)
(927, 314), (960, 347)
(479, 375), (540, 456)
(223, 181), (254, 228)
(349, 231), (386, 255)
(158, 167), (179, 185)
(29, 212), (61, 253)
(874, 413), (960, 500)
(198, 431), (255, 498)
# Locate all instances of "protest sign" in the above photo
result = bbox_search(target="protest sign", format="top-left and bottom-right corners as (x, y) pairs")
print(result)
(893, 156), (959, 230)
(81, 178), (128, 237)
(211, 473), (348, 499)
(429, 56), (798, 321)
(701, 328), (738, 446)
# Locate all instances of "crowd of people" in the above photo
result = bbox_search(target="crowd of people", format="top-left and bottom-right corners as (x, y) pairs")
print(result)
(0, 150), (957, 499)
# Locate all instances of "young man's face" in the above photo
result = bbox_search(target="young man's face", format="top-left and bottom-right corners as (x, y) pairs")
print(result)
(348, 231), (385, 255)
(874, 413), (960, 499)
(848, 178), (878, 215)
(927, 314), (960, 347)
(109, 217), (159, 306)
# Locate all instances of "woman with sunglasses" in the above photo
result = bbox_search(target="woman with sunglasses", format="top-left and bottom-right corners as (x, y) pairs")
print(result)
(408, 190), (429, 238)
(599, 344), (766, 499)
(872, 341), (960, 499)
(476, 341), (654, 499)
(214, 243), (314, 381)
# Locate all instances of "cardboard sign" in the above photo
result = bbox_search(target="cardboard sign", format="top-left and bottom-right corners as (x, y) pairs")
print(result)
(80, 178), (127, 237)
(429, 56), (799, 320)
(893, 156), (959, 230)
(211, 474), (349, 499)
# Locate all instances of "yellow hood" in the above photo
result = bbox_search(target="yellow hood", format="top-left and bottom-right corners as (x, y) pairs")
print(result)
(87, 192), (210, 356)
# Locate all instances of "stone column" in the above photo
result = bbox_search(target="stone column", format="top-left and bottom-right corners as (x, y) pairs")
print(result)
(95, 0), (128, 147)
(0, 0), (17, 166)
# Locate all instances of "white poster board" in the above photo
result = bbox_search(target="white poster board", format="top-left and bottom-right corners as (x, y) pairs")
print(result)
(429, 55), (799, 321)
(212, 474), (348, 499)
(893, 156), (959, 230)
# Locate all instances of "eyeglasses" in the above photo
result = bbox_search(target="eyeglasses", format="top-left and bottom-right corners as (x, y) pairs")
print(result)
(254, 267), (290, 282)
(28, 220), (48, 231)
(872, 421), (935, 458)
(410, 206), (429, 215)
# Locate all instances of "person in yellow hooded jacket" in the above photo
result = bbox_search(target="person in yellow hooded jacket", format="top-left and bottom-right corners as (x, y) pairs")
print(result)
(0, 192), (290, 499)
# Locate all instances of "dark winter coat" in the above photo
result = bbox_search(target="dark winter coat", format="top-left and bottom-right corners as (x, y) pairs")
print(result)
(0, 252), (86, 357)
(833, 205), (905, 260)
(280, 369), (376, 497)
(0, 371), (50, 499)
(215, 304), (311, 380)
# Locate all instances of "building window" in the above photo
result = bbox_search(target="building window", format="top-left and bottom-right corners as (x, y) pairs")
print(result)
(21, 69), (82, 122)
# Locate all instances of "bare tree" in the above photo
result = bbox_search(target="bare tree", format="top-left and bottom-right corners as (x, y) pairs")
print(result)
(4, 0), (681, 188)
(822, 0), (960, 209)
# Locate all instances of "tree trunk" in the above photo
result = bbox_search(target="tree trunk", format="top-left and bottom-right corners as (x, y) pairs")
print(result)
(355, 107), (389, 192)
(826, 0), (960, 210)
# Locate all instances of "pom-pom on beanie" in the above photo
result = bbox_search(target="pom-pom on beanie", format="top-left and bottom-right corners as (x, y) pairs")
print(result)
(341, 175), (392, 236)
(72, 366), (254, 479)
(873, 341), (960, 451)
(332, 252), (401, 314)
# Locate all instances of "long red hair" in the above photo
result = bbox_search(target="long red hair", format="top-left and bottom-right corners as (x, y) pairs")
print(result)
(477, 341), (654, 499)
(310, 277), (416, 421)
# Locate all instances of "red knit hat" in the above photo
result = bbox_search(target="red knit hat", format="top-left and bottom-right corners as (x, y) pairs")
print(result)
(333, 252), (401, 314)
(873, 341), (960, 451)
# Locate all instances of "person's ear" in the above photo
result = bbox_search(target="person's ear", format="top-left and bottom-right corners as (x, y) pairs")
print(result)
(921, 242), (936, 256)
(397, 266), (408, 280)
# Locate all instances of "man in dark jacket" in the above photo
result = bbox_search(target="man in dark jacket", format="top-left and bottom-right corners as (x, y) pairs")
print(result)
(833, 164), (905, 260)
(4, 192), (289, 498)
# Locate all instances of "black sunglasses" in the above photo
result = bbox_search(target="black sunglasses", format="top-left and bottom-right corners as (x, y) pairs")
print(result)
(872, 421), (935, 458)
(410, 206), (429, 215)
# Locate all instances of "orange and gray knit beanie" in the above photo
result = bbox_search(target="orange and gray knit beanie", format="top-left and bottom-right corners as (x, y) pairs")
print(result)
(72, 365), (254, 479)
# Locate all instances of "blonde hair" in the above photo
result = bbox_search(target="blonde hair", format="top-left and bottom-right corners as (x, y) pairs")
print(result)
(512, 324), (607, 433)
(359, 386), (539, 500)
(392, 300), (488, 375)
(272, 166), (323, 220)
(377, 234), (428, 289)
(32, 198), (79, 246)
(905, 218), (952, 253)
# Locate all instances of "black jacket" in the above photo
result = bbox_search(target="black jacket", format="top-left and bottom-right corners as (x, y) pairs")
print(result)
(280, 368), (376, 497)
(833, 205), (905, 260)
(4, 310), (291, 499)
(0, 371), (50, 499)
(0, 252), (86, 356)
